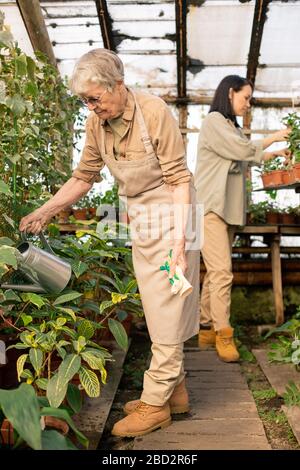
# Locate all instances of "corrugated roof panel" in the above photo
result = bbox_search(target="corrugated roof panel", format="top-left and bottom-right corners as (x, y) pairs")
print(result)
(187, 66), (247, 93)
(260, 2), (300, 65)
(187, 1), (254, 66)
(120, 53), (177, 89)
(255, 67), (300, 95)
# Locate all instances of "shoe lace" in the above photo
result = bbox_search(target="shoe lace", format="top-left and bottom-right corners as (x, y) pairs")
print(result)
(135, 402), (150, 416)
(220, 337), (233, 346)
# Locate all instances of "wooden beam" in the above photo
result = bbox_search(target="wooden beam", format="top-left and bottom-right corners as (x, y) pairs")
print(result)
(161, 94), (298, 108)
(16, 0), (57, 67)
(94, 0), (116, 51)
(247, 0), (271, 86)
(175, 0), (187, 99)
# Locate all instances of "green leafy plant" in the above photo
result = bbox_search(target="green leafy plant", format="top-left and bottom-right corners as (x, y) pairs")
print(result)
(5, 289), (111, 407)
(283, 380), (300, 408)
(0, 383), (88, 449)
(282, 112), (300, 163)
(0, 12), (82, 238)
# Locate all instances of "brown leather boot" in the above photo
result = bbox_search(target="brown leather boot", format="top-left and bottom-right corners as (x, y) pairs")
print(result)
(198, 325), (216, 350)
(216, 327), (240, 362)
(124, 379), (189, 416)
(111, 401), (171, 437)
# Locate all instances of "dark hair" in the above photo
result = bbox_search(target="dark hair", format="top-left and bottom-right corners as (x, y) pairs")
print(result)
(209, 75), (253, 127)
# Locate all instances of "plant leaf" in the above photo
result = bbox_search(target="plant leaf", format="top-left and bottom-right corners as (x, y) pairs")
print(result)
(56, 307), (77, 322)
(0, 245), (17, 268)
(66, 383), (82, 415)
(29, 348), (43, 375)
(81, 351), (103, 370)
(41, 430), (78, 450)
(77, 319), (94, 340)
(99, 300), (114, 314)
(17, 354), (28, 382)
(0, 180), (12, 196)
(0, 384), (41, 449)
(79, 366), (100, 398)
(46, 373), (68, 408)
(53, 291), (82, 306)
(108, 318), (128, 351)
(111, 292), (128, 304)
(20, 292), (45, 309)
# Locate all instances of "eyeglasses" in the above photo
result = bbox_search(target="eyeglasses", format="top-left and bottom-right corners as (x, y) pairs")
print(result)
(80, 89), (108, 107)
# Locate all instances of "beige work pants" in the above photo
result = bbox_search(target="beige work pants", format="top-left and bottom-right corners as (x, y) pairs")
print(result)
(141, 342), (185, 406)
(200, 212), (236, 332)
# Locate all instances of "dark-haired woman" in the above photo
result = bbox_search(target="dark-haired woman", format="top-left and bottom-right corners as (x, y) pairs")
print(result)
(194, 75), (290, 362)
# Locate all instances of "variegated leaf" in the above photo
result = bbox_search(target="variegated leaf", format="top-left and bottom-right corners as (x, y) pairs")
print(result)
(79, 366), (100, 397)
(17, 354), (28, 382)
(29, 348), (43, 375)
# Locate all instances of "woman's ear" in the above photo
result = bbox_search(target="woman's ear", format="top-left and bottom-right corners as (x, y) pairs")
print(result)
(228, 87), (233, 102)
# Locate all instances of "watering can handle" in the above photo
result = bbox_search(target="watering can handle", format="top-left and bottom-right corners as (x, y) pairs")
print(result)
(20, 231), (56, 255)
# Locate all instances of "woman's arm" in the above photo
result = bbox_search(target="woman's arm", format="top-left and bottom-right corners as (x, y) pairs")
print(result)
(19, 177), (92, 234)
(169, 182), (190, 278)
(261, 129), (290, 150)
(203, 113), (290, 164)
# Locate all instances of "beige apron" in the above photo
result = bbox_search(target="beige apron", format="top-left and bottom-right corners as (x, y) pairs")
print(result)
(99, 90), (199, 344)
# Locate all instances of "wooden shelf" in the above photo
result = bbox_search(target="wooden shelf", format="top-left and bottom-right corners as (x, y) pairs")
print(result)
(255, 182), (300, 192)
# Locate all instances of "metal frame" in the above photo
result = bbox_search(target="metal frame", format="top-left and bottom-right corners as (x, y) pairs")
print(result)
(94, 0), (116, 51)
(247, 0), (271, 86)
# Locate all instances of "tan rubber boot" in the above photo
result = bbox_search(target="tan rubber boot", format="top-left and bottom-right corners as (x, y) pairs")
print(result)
(198, 325), (216, 350)
(111, 401), (171, 437)
(124, 379), (189, 416)
(215, 327), (240, 362)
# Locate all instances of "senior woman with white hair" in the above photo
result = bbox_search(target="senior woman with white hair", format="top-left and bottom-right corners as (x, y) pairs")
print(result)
(20, 49), (199, 437)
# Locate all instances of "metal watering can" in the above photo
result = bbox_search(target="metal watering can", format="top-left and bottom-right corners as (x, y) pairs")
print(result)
(1, 232), (72, 294)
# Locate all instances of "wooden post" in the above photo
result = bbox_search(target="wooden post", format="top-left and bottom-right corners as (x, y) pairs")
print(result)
(16, 0), (57, 67)
(270, 235), (284, 325)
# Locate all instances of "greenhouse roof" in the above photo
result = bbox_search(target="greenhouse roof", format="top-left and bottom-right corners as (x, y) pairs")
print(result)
(1, 0), (300, 106)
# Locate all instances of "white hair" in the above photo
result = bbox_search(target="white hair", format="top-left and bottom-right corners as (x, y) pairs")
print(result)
(69, 48), (124, 96)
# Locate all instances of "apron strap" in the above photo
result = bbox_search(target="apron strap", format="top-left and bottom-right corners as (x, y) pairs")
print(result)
(99, 89), (156, 158)
(130, 89), (156, 157)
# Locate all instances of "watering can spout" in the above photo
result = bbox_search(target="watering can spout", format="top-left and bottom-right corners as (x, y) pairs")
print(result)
(1, 232), (72, 294)
(0, 282), (46, 293)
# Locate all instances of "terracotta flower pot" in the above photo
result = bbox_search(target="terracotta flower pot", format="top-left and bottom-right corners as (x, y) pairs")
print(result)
(43, 416), (69, 436)
(292, 163), (300, 181)
(281, 170), (295, 185)
(0, 419), (14, 446)
(266, 212), (279, 224)
(89, 207), (97, 219)
(261, 170), (283, 188)
(281, 214), (296, 225)
(56, 207), (72, 223)
(72, 208), (88, 220)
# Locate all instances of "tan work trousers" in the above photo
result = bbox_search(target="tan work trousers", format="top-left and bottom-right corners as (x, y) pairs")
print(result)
(200, 212), (236, 332)
(141, 342), (185, 406)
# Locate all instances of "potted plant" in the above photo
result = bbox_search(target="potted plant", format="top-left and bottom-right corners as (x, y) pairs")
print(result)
(281, 206), (298, 225)
(282, 112), (300, 181)
(260, 157), (285, 188)
(72, 196), (90, 220)
(247, 201), (267, 225)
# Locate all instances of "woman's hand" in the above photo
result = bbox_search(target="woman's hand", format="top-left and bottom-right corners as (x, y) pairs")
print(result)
(169, 239), (187, 279)
(263, 148), (291, 163)
(272, 148), (292, 164)
(272, 128), (291, 142)
(19, 207), (54, 235)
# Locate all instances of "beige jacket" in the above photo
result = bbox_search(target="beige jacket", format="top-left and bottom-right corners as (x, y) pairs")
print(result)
(72, 89), (191, 186)
(194, 112), (264, 226)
